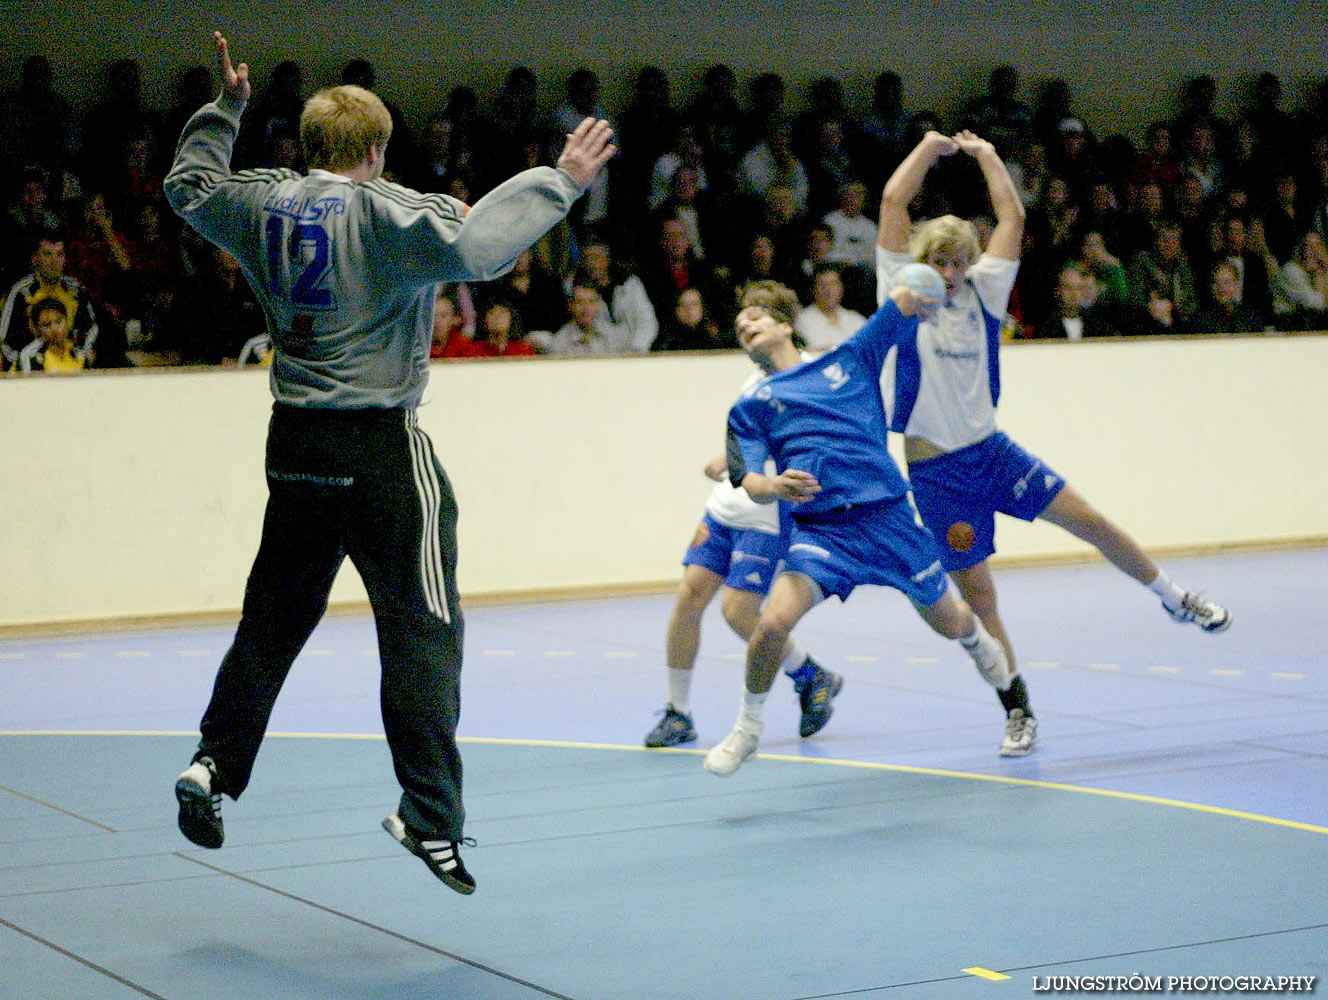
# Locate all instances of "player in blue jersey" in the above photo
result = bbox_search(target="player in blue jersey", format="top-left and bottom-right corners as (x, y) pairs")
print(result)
(875, 130), (1232, 757)
(645, 437), (841, 749)
(164, 33), (614, 892)
(703, 279), (1014, 776)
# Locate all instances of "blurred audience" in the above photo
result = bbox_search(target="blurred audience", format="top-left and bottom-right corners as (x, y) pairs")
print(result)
(3, 55), (1325, 377)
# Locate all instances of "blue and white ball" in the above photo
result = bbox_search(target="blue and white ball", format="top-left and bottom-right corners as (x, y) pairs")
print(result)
(893, 262), (945, 317)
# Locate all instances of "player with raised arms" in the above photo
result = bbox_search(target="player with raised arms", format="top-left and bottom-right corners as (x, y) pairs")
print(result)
(875, 130), (1232, 756)
(164, 32), (614, 893)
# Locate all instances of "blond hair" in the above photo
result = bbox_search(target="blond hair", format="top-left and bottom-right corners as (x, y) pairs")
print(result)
(299, 85), (393, 172)
(737, 279), (800, 328)
(907, 214), (981, 266)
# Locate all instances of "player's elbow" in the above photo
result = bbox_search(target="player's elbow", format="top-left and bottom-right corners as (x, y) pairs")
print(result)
(879, 189), (909, 218)
(450, 242), (517, 283)
(162, 176), (187, 214)
(162, 171), (209, 219)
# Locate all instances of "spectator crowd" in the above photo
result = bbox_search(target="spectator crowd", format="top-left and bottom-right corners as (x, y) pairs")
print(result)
(3, 55), (1328, 374)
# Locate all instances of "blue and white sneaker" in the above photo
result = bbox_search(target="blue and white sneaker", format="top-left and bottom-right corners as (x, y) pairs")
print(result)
(644, 706), (697, 747)
(795, 662), (843, 738)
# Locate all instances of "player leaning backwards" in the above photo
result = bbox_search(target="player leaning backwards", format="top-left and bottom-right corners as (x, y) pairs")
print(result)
(163, 32), (613, 893)
(704, 278), (1015, 777)
(875, 129), (1231, 757)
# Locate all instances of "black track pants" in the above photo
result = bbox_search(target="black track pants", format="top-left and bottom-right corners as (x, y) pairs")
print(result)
(195, 405), (466, 839)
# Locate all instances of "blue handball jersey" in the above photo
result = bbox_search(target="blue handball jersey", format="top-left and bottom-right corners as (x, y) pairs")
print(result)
(726, 299), (916, 514)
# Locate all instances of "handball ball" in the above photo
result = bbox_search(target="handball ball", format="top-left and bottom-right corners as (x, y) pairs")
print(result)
(894, 262), (945, 314)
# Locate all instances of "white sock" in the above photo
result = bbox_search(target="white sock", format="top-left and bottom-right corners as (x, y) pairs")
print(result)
(1148, 570), (1186, 610)
(737, 689), (768, 735)
(778, 640), (808, 674)
(666, 668), (692, 715)
(959, 617), (1012, 692)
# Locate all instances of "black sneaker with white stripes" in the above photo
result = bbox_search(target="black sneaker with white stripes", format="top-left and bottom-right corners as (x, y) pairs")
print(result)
(175, 756), (224, 849)
(382, 813), (476, 894)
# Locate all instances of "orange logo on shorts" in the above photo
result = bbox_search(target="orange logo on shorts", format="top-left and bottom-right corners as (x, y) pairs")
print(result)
(946, 522), (976, 552)
(689, 521), (710, 550)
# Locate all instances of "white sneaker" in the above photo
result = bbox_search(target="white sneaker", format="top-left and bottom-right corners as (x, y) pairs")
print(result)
(999, 709), (1038, 757)
(703, 727), (760, 776)
(1165, 593), (1232, 633)
(965, 634), (1012, 691)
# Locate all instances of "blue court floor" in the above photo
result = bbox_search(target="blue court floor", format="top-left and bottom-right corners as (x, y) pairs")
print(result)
(2, 549), (1326, 998)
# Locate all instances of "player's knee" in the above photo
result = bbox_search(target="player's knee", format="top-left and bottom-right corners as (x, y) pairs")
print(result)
(753, 612), (794, 648)
(933, 614), (970, 641)
(962, 586), (1000, 621)
(919, 592), (973, 640)
(676, 577), (715, 614)
(720, 590), (760, 635)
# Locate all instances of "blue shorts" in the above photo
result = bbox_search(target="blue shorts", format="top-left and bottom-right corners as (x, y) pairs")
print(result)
(783, 494), (948, 606)
(907, 431), (1066, 572)
(682, 510), (790, 594)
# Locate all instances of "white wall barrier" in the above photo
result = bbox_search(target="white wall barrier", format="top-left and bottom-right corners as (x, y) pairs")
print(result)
(2, 334), (1326, 628)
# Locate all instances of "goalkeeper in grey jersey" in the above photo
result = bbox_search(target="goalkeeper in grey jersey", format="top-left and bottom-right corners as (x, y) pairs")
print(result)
(165, 32), (614, 893)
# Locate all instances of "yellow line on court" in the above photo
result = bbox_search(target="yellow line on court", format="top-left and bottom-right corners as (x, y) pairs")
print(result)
(963, 967), (1010, 981)
(3, 731), (1326, 836)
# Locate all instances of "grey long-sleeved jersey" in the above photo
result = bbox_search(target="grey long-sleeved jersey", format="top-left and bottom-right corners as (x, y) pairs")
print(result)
(164, 92), (583, 408)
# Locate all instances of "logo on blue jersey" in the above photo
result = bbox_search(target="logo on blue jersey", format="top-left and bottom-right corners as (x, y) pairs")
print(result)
(821, 363), (850, 390)
(756, 384), (787, 414)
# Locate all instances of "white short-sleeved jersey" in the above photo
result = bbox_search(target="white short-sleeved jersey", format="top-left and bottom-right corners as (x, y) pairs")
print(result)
(702, 357), (810, 533)
(876, 246), (1019, 451)
(704, 474), (781, 534)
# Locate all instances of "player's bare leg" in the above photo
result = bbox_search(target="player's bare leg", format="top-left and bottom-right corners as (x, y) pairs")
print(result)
(1040, 485), (1231, 632)
(952, 562), (1037, 755)
(704, 573), (817, 775)
(647, 564), (724, 747)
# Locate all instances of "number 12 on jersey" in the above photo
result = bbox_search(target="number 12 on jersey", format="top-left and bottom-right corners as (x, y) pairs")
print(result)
(265, 216), (336, 310)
